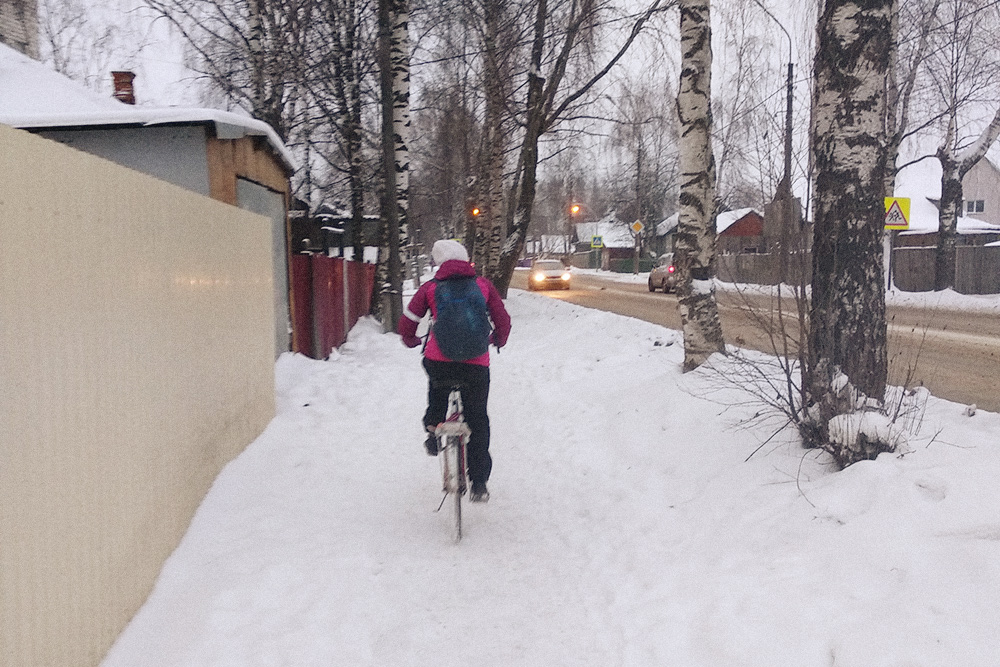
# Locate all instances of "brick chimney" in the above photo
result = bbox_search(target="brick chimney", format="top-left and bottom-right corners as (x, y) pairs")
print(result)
(111, 71), (136, 105)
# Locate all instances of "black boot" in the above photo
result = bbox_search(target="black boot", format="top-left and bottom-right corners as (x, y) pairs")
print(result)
(424, 434), (438, 456)
(470, 481), (489, 503)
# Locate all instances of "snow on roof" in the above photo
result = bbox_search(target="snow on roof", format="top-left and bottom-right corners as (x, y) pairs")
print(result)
(716, 207), (761, 234)
(0, 42), (295, 171)
(891, 158), (1000, 235)
(656, 212), (679, 237)
(539, 235), (571, 254)
(575, 213), (636, 249)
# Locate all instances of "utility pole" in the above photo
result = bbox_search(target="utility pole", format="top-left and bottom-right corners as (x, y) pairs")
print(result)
(751, 0), (796, 281)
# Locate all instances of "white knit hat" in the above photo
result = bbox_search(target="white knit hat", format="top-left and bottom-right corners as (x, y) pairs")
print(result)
(432, 239), (470, 264)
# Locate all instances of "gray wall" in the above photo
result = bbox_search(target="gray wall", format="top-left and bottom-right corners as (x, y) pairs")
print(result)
(238, 177), (291, 356)
(39, 125), (212, 196)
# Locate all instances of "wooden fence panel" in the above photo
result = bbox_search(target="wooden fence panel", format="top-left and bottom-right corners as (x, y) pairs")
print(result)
(891, 247), (936, 292)
(290, 255), (313, 356)
(288, 256), (375, 359)
(956, 245), (1000, 294)
(311, 256), (346, 358)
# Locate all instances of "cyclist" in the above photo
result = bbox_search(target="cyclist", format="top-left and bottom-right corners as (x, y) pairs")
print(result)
(398, 240), (511, 503)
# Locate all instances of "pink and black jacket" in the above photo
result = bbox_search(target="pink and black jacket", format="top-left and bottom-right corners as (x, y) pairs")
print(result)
(398, 260), (511, 366)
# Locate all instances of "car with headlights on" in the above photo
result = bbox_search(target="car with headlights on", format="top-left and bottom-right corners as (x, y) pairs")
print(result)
(648, 253), (677, 293)
(528, 259), (572, 290)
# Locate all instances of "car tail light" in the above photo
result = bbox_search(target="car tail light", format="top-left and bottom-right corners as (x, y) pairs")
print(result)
(668, 265), (675, 273)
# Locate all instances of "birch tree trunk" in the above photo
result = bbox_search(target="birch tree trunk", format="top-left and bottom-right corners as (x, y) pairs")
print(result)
(935, 106), (1000, 290)
(322, 0), (367, 260)
(675, 0), (725, 372)
(805, 0), (894, 461)
(489, 0), (548, 295)
(488, 0), (665, 296)
(374, 0), (410, 327)
(473, 0), (509, 278)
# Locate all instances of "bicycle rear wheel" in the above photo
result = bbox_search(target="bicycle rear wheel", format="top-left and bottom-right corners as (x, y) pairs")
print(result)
(446, 434), (464, 541)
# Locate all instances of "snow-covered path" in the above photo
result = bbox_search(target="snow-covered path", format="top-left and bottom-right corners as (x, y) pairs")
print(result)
(103, 291), (1000, 666)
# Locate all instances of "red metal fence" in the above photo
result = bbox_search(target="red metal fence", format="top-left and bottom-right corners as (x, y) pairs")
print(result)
(290, 255), (377, 358)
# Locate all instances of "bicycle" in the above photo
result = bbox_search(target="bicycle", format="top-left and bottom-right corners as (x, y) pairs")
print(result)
(434, 385), (470, 542)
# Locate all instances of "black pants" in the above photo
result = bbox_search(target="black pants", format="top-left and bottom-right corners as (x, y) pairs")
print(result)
(422, 358), (492, 484)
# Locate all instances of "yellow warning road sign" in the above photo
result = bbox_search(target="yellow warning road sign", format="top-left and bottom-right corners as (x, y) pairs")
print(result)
(884, 197), (910, 230)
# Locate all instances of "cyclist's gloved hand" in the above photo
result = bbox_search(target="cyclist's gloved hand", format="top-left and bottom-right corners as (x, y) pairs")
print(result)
(402, 334), (421, 348)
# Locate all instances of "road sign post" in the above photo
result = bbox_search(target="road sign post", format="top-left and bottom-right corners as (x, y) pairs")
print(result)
(884, 197), (910, 289)
(884, 197), (910, 231)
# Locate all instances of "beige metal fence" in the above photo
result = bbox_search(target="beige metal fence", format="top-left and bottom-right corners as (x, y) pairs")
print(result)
(0, 124), (276, 666)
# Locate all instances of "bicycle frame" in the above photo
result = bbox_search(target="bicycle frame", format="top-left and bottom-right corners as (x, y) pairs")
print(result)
(435, 388), (470, 541)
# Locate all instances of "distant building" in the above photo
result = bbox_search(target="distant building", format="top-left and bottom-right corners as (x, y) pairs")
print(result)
(716, 208), (766, 255)
(959, 156), (1000, 227)
(0, 0), (38, 58)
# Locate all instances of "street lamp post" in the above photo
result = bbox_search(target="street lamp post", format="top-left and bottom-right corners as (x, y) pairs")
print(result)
(751, 0), (796, 279)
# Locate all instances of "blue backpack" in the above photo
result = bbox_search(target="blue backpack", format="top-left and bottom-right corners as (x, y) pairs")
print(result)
(432, 277), (492, 361)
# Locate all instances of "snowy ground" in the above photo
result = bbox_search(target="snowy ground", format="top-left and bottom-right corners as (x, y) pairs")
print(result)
(575, 267), (1000, 315)
(102, 287), (1000, 666)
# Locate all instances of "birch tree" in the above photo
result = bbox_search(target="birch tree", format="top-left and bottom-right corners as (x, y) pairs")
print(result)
(143, 0), (313, 143)
(39, 0), (149, 94)
(884, 0), (941, 193)
(469, 0), (516, 277)
(306, 0), (377, 258)
(675, 0), (725, 371)
(925, 0), (1000, 291)
(804, 0), (895, 466)
(373, 0), (410, 327)
(487, 0), (670, 296)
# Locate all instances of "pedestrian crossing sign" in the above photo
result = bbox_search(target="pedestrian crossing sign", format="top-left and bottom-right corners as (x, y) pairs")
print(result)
(884, 197), (910, 230)
(591, 235), (604, 248)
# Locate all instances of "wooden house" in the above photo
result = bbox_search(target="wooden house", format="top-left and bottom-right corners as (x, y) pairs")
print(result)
(716, 208), (766, 255)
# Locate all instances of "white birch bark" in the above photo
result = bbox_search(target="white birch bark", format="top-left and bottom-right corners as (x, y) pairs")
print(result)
(806, 0), (894, 464)
(374, 0), (409, 326)
(675, 0), (725, 372)
(390, 0), (410, 260)
(935, 105), (1000, 290)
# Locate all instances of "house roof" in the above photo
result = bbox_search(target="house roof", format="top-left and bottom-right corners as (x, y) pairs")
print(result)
(716, 208), (762, 234)
(656, 213), (679, 237)
(654, 208), (762, 237)
(0, 42), (295, 171)
(575, 213), (636, 249)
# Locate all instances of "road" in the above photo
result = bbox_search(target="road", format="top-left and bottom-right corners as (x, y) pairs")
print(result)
(510, 270), (1000, 413)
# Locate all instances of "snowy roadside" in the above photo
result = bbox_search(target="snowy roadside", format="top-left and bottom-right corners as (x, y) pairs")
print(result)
(102, 289), (1000, 666)
(570, 267), (1000, 314)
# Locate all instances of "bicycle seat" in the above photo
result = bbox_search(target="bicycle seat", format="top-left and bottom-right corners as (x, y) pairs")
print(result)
(430, 379), (466, 391)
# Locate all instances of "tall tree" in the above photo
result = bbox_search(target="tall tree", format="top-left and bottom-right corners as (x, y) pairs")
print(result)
(306, 0), (377, 257)
(144, 0), (313, 143)
(469, 0), (515, 277)
(487, 0), (669, 296)
(675, 0), (725, 371)
(926, 0), (1000, 291)
(374, 0), (410, 327)
(805, 0), (895, 464)
(884, 0), (941, 194)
